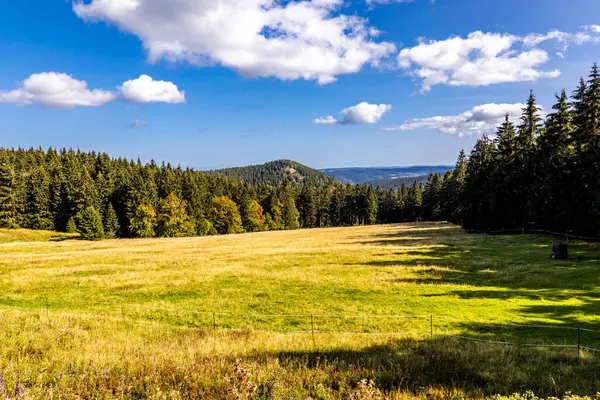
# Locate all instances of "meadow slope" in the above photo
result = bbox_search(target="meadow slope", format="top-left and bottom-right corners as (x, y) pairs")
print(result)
(1, 223), (600, 398)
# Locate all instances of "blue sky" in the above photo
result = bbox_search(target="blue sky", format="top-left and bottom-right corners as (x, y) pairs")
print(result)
(1, 0), (599, 169)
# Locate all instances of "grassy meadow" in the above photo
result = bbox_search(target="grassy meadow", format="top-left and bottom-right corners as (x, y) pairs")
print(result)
(1, 223), (600, 398)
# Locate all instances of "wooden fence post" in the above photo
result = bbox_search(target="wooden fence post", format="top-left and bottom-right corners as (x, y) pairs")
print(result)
(45, 297), (50, 322)
(311, 314), (315, 347)
(578, 328), (581, 359)
(430, 315), (433, 339)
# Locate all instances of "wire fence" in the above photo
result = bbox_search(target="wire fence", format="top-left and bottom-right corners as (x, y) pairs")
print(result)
(1, 299), (599, 357)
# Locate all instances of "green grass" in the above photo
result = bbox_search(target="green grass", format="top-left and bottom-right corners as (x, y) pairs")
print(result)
(1, 223), (600, 398)
(0, 228), (77, 244)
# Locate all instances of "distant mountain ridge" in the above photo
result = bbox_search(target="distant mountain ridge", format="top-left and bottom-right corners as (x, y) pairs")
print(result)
(320, 166), (453, 185)
(213, 161), (453, 187)
(364, 175), (432, 189)
(212, 159), (337, 186)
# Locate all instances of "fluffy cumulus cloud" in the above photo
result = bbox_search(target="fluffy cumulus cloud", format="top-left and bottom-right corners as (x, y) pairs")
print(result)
(73, 0), (397, 85)
(0, 72), (117, 108)
(120, 75), (185, 103)
(384, 103), (528, 138)
(314, 102), (392, 125)
(398, 28), (600, 91)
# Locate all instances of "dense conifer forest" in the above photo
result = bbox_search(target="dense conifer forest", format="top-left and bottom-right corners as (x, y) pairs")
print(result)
(0, 63), (599, 240)
(0, 146), (461, 240)
(461, 63), (600, 237)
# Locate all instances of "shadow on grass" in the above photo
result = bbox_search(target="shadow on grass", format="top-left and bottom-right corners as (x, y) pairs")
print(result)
(252, 336), (600, 397)
(354, 223), (600, 330)
(48, 235), (80, 242)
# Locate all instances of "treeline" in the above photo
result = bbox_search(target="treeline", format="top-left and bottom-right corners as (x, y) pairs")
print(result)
(0, 148), (463, 240)
(456, 63), (600, 237)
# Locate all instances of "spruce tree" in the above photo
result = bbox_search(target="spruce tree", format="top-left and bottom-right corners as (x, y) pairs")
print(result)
(0, 158), (20, 229)
(66, 217), (77, 233)
(536, 90), (575, 231)
(77, 206), (105, 241)
(297, 184), (317, 228)
(282, 195), (300, 230)
(445, 150), (467, 224)
(103, 203), (120, 239)
(365, 186), (378, 225)
(518, 91), (543, 149)
(25, 167), (53, 230)
(516, 91), (543, 229)
(463, 136), (496, 230)
(571, 77), (588, 151)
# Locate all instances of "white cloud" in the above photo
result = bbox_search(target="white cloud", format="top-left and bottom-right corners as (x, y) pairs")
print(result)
(341, 102), (392, 124)
(130, 119), (149, 128)
(522, 29), (595, 47)
(314, 101), (392, 125)
(120, 75), (185, 103)
(0, 72), (117, 108)
(73, 0), (396, 85)
(384, 103), (527, 138)
(397, 27), (600, 92)
(584, 25), (600, 33)
(313, 115), (338, 125)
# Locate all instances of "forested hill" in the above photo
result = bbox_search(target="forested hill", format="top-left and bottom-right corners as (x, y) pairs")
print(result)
(212, 160), (337, 186)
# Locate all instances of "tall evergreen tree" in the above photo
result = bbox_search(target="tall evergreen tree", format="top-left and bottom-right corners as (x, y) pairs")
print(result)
(103, 202), (120, 239)
(0, 157), (20, 229)
(77, 206), (105, 241)
(297, 184), (317, 228)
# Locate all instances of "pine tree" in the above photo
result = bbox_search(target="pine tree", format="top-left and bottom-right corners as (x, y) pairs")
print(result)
(262, 192), (284, 231)
(282, 195), (300, 230)
(328, 188), (343, 226)
(463, 136), (496, 230)
(422, 173), (442, 221)
(585, 63), (600, 142)
(77, 206), (105, 241)
(103, 202), (120, 239)
(445, 150), (467, 224)
(364, 186), (378, 225)
(0, 158), (20, 229)
(297, 184), (317, 228)
(535, 90), (575, 231)
(518, 90), (543, 149)
(405, 183), (423, 222)
(516, 91), (543, 229)
(66, 217), (77, 233)
(24, 167), (53, 230)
